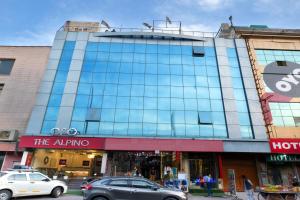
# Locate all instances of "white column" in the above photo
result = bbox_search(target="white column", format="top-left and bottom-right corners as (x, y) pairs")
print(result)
(20, 151), (29, 165)
(101, 153), (108, 174)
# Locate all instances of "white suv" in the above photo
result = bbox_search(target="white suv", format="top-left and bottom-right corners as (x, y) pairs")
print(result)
(0, 170), (68, 200)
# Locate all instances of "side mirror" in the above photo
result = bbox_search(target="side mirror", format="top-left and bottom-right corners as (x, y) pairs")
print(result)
(42, 178), (51, 182)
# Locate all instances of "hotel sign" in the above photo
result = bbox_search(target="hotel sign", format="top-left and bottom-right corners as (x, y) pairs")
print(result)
(19, 136), (105, 149)
(270, 139), (300, 154)
(267, 154), (300, 162)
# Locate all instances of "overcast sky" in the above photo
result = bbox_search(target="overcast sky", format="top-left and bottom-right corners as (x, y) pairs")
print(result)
(1, 0), (299, 46)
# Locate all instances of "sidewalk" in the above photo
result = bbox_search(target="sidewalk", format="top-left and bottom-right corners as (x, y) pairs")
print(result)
(189, 192), (259, 199)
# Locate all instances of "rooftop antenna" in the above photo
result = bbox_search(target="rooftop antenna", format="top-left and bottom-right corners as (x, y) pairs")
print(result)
(166, 16), (172, 28)
(143, 22), (154, 32)
(101, 20), (111, 30)
(229, 15), (233, 27)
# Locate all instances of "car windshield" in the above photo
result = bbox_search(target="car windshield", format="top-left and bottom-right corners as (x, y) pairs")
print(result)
(0, 172), (6, 177)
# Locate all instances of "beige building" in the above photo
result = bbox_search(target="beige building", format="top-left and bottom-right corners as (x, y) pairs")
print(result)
(0, 46), (50, 170)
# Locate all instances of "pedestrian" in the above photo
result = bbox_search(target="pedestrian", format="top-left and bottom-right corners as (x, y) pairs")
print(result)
(204, 174), (212, 197)
(242, 175), (254, 200)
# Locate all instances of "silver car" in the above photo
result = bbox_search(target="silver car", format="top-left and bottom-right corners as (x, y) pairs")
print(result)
(82, 177), (187, 200)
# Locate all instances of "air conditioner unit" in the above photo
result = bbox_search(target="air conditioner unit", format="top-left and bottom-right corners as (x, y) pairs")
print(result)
(0, 130), (18, 141)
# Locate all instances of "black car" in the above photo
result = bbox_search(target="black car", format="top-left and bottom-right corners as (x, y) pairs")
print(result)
(82, 176), (187, 200)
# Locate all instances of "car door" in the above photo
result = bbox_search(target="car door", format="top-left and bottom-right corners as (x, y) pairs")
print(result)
(106, 179), (132, 200)
(6, 173), (30, 196)
(130, 180), (161, 200)
(28, 173), (52, 195)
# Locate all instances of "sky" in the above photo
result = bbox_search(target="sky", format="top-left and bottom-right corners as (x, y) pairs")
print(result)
(1, 0), (300, 46)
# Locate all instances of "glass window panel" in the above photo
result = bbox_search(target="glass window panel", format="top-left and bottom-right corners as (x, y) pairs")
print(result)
(184, 99), (197, 110)
(283, 117), (295, 126)
(236, 101), (248, 112)
(171, 98), (184, 110)
(70, 121), (85, 134)
(129, 110), (143, 122)
(157, 124), (172, 137)
(102, 96), (116, 109)
(211, 100), (224, 111)
(117, 85), (131, 96)
(170, 45), (181, 54)
(130, 97), (143, 109)
(48, 94), (62, 107)
(91, 95), (102, 108)
(64, 41), (76, 50)
(209, 88), (222, 99)
(173, 111), (185, 123)
(186, 125), (199, 137)
(122, 43), (134, 52)
(133, 63), (145, 73)
(41, 120), (56, 134)
(208, 77), (220, 87)
(131, 74), (144, 85)
(75, 95), (89, 108)
(143, 110), (157, 123)
(158, 98), (170, 110)
(101, 109), (115, 122)
(93, 73), (106, 84)
(173, 124), (186, 137)
(107, 62), (120, 73)
(170, 65), (182, 75)
(99, 122), (113, 135)
(281, 109), (293, 117)
(234, 89), (246, 100)
(269, 102), (279, 109)
(144, 86), (157, 97)
(85, 51), (97, 61)
(131, 85), (144, 96)
(57, 61), (71, 71)
(197, 87), (209, 99)
(119, 74), (132, 84)
(44, 107), (59, 120)
(213, 124), (227, 137)
(145, 74), (158, 85)
(171, 75), (183, 86)
(145, 64), (157, 74)
(272, 116), (284, 126)
(86, 42), (98, 51)
(119, 62), (132, 73)
(198, 112), (212, 124)
(144, 97), (157, 109)
(170, 55), (181, 64)
(183, 76), (195, 86)
(114, 109), (129, 122)
(55, 71), (68, 83)
(196, 76), (208, 87)
(77, 83), (91, 95)
(290, 103), (300, 110)
(157, 110), (171, 123)
(52, 82), (65, 94)
(292, 110), (300, 117)
(182, 65), (194, 76)
(98, 42), (110, 51)
(184, 87), (196, 98)
(198, 99), (211, 111)
(171, 86), (183, 98)
(200, 125), (213, 137)
(86, 122), (100, 135)
(146, 54), (157, 64)
(270, 109), (281, 117)
(128, 123), (143, 136)
(116, 97), (130, 109)
(157, 64), (170, 75)
(240, 126), (253, 138)
(143, 123), (157, 136)
(61, 50), (74, 60)
(94, 61), (107, 72)
(212, 112), (226, 124)
(134, 43), (146, 53)
(206, 57), (217, 66)
(157, 45), (169, 54)
(279, 103), (291, 110)
(204, 47), (215, 56)
(158, 54), (170, 64)
(133, 53), (145, 63)
(146, 44), (158, 54)
(97, 52), (109, 61)
(110, 43), (122, 52)
(182, 55), (193, 65)
(104, 84), (118, 95)
(195, 66), (207, 76)
(181, 46), (192, 55)
(92, 84), (105, 95)
(72, 108), (87, 121)
(238, 113), (251, 125)
(157, 75), (170, 85)
(113, 123), (128, 135)
(185, 111), (198, 124)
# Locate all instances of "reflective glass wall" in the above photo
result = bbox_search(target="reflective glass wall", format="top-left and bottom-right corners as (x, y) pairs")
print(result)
(70, 41), (227, 138)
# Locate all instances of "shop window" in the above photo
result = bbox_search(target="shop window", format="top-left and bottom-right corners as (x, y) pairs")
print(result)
(0, 59), (15, 75)
(198, 112), (212, 124)
(276, 60), (287, 66)
(0, 83), (4, 94)
(192, 47), (205, 57)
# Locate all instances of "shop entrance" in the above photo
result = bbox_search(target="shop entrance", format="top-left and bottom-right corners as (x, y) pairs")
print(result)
(32, 149), (103, 179)
(107, 152), (179, 182)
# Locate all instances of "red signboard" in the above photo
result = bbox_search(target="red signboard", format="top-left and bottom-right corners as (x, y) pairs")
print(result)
(19, 136), (105, 150)
(270, 139), (300, 154)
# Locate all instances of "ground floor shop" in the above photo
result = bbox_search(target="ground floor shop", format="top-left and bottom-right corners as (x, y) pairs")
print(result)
(0, 142), (22, 171)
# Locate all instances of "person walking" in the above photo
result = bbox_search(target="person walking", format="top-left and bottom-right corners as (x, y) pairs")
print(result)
(204, 174), (213, 197)
(242, 175), (254, 200)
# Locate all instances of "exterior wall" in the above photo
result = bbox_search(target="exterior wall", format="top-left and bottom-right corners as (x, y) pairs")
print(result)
(0, 46), (50, 135)
(0, 152), (22, 171)
(246, 37), (300, 138)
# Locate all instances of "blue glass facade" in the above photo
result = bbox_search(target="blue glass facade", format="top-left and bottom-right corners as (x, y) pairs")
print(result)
(41, 41), (75, 134)
(67, 41), (227, 138)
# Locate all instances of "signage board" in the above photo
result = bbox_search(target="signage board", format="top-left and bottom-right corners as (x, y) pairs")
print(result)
(267, 154), (300, 162)
(19, 136), (105, 149)
(270, 139), (300, 154)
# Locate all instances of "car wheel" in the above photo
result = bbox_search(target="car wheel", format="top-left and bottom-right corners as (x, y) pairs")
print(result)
(51, 187), (63, 198)
(0, 190), (12, 200)
(93, 197), (107, 200)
